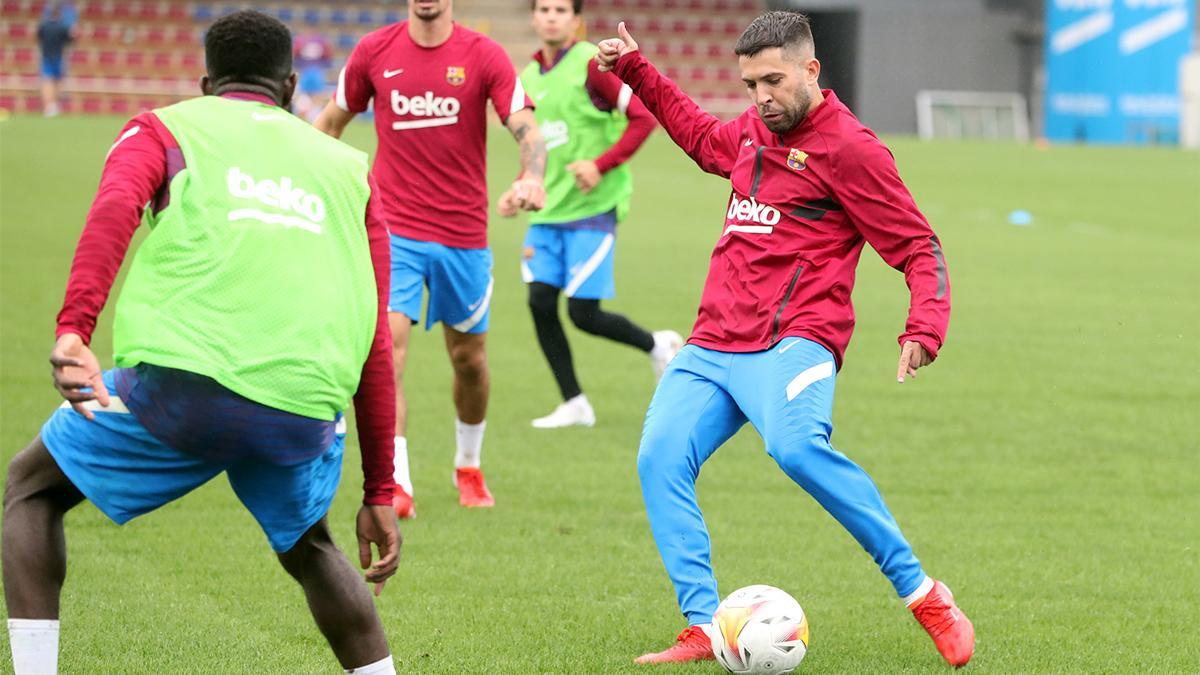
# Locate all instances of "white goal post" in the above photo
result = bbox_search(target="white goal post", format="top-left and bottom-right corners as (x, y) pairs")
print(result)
(916, 90), (1031, 142)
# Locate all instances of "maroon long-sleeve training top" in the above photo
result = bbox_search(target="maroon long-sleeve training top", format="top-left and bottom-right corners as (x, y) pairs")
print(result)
(613, 51), (950, 367)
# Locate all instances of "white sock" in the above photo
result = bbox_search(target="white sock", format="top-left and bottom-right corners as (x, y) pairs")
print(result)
(345, 654), (395, 674)
(392, 436), (412, 495)
(9, 619), (59, 675)
(566, 393), (589, 407)
(454, 419), (486, 468)
(903, 576), (935, 607)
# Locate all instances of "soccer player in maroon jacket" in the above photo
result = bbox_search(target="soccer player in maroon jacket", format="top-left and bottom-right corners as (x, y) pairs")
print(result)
(596, 12), (975, 667)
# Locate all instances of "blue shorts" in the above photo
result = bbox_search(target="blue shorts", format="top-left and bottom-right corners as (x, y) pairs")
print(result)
(41, 57), (65, 80)
(389, 234), (493, 334)
(41, 370), (346, 553)
(521, 211), (617, 300)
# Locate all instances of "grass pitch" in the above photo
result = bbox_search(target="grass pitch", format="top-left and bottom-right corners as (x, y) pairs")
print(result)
(1, 114), (1198, 673)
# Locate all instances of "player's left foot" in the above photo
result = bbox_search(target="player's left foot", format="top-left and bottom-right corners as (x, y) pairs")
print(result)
(634, 625), (715, 664)
(910, 579), (975, 667)
(455, 467), (495, 508)
(649, 330), (684, 380)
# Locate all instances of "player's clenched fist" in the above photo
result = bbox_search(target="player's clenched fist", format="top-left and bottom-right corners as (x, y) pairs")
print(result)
(596, 21), (639, 72)
(510, 176), (546, 212)
(566, 160), (602, 194)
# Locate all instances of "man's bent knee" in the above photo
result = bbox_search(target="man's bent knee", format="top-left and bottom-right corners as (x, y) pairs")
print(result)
(277, 519), (337, 578)
(4, 438), (80, 513)
(527, 283), (559, 316)
(566, 299), (599, 332)
(449, 344), (487, 378)
(636, 433), (690, 479)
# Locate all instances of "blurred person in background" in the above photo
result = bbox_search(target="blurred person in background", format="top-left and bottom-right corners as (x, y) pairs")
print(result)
(37, 2), (77, 117)
(499, 0), (678, 430)
(294, 31), (334, 121)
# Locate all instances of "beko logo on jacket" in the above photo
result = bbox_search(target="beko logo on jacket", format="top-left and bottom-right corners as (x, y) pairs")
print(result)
(724, 194), (780, 235)
(391, 90), (461, 130)
(226, 167), (327, 234)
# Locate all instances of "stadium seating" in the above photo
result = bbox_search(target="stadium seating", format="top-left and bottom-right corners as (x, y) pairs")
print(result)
(0, 1), (412, 114)
(0, 0), (761, 116)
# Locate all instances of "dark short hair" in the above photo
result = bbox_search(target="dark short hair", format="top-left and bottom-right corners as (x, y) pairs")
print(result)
(734, 11), (813, 58)
(204, 10), (293, 84)
(530, 0), (584, 14)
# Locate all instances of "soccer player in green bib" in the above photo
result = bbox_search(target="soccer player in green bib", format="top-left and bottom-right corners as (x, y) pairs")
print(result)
(4, 12), (402, 674)
(500, 0), (682, 429)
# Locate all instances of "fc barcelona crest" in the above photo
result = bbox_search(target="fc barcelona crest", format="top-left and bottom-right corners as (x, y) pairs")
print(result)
(787, 148), (808, 171)
(446, 66), (466, 86)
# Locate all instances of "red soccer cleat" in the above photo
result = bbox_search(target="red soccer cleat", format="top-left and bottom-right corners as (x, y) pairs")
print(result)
(634, 625), (715, 665)
(455, 467), (494, 508)
(910, 580), (975, 667)
(392, 485), (416, 520)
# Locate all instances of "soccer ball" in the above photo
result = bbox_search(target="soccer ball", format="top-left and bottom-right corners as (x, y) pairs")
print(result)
(710, 585), (809, 674)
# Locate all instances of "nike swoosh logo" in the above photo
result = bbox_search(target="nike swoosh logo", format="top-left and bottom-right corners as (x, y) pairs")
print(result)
(383, 69), (404, 78)
(534, 92), (548, 101)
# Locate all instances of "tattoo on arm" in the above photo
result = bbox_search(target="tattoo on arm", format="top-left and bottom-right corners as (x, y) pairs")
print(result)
(509, 116), (547, 179)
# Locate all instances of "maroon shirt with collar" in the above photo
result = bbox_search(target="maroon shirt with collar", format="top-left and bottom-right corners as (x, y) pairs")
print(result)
(613, 51), (950, 366)
(54, 92), (397, 506)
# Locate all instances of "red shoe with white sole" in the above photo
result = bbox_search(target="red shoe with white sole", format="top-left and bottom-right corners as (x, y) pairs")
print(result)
(454, 467), (494, 507)
(634, 625), (714, 665)
(911, 580), (975, 667)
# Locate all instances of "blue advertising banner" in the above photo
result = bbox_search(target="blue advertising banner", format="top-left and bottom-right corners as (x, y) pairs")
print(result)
(1045, 0), (1195, 144)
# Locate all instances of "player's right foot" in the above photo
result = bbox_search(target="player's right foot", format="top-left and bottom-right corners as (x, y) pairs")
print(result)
(910, 579), (975, 667)
(455, 467), (495, 508)
(392, 485), (416, 519)
(532, 394), (596, 428)
(634, 625), (714, 664)
(649, 330), (684, 380)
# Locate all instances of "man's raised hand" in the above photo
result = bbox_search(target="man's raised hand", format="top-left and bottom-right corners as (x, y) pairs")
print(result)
(596, 21), (639, 72)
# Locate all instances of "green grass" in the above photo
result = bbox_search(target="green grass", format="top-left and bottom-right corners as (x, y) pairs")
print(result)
(2, 114), (1198, 673)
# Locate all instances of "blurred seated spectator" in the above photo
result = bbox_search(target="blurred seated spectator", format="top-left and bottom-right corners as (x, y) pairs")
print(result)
(293, 31), (334, 122)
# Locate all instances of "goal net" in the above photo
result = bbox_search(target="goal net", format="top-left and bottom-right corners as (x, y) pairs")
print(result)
(916, 90), (1030, 142)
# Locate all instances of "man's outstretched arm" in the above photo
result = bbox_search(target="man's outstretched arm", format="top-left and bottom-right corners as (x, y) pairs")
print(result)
(597, 22), (740, 178)
(313, 100), (356, 139)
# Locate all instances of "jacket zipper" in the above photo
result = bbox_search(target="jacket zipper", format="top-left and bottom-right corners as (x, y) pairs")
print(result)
(770, 261), (805, 345)
(749, 146), (766, 197)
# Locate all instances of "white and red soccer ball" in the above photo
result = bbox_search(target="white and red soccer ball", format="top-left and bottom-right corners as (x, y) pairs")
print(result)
(710, 585), (810, 674)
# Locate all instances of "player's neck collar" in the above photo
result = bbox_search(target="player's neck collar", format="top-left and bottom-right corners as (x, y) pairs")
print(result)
(535, 41), (576, 73)
(218, 91), (279, 106)
(406, 18), (455, 48)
